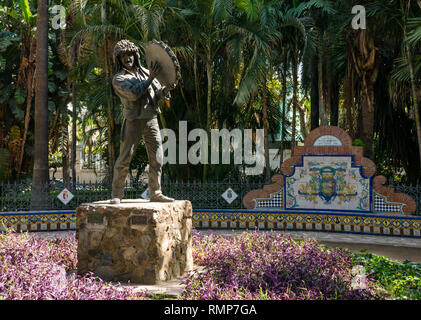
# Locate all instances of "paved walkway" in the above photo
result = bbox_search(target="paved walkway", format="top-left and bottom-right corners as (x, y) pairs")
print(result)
(27, 229), (421, 297)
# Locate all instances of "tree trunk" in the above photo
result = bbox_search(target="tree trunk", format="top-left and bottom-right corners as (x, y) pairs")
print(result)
(310, 54), (319, 130)
(297, 103), (308, 139)
(70, 83), (77, 187)
(279, 53), (288, 165)
(361, 85), (375, 160)
(352, 30), (379, 160)
(406, 44), (421, 170)
(17, 33), (36, 180)
(344, 47), (355, 138)
(193, 40), (201, 123)
(404, 0), (421, 169)
(330, 78), (339, 126)
(262, 71), (270, 182)
(291, 54), (298, 149)
(206, 56), (212, 130)
(87, 139), (92, 169)
(203, 52), (213, 181)
(102, 0), (116, 183)
(31, 0), (49, 210)
(61, 103), (70, 189)
(318, 35), (328, 126)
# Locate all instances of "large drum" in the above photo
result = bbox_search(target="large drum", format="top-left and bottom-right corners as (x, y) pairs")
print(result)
(145, 40), (181, 90)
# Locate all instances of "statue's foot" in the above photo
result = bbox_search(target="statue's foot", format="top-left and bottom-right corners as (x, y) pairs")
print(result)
(110, 198), (121, 204)
(150, 194), (174, 202)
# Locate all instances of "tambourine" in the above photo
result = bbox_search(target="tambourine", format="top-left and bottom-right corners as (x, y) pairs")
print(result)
(145, 40), (181, 90)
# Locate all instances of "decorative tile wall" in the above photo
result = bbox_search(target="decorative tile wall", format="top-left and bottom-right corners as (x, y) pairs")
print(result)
(1, 209), (420, 238)
(243, 126), (417, 215)
(0, 211), (76, 232)
(193, 210), (421, 238)
(284, 155), (371, 212)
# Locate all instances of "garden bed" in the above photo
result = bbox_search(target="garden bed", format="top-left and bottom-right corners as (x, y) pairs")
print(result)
(0, 229), (419, 300)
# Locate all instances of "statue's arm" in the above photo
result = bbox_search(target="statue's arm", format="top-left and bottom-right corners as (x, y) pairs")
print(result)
(156, 86), (171, 101)
(112, 75), (153, 101)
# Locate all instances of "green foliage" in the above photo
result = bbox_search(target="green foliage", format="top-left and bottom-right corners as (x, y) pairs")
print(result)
(19, 0), (34, 24)
(352, 139), (365, 147)
(0, 0), (420, 183)
(14, 88), (26, 105)
(353, 252), (421, 300)
(129, 140), (148, 183)
(0, 31), (21, 52)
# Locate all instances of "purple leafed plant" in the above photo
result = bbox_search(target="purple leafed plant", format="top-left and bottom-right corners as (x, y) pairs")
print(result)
(182, 230), (382, 300)
(0, 230), (146, 300)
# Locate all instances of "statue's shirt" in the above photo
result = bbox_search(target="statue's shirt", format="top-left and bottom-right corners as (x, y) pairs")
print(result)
(112, 66), (167, 120)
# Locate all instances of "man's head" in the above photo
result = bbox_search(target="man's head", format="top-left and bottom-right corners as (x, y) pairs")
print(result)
(113, 39), (141, 71)
(120, 52), (135, 69)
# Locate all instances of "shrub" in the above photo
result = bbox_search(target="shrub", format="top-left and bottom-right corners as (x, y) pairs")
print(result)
(0, 230), (145, 300)
(353, 252), (421, 300)
(352, 139), (365, 147)
(182, 230), (382, 300)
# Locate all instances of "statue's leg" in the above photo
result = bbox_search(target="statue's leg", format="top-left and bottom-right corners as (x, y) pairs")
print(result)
(111, 119), (142, 199)
(141, 118), (163, 197)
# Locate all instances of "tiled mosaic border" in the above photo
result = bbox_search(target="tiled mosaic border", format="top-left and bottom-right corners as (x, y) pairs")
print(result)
(193, 209), (421, 238)
(0, 211), (76, 232)
(1, 209), (420, 238)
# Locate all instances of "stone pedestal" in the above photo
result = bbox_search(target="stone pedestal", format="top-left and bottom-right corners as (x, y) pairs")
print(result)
(76, 199), (193, 284)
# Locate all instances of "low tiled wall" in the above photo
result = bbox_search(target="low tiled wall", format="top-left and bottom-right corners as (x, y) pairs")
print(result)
(1, 209), (420, 238)
(193, 210), (421, 238)
(0, 211), (76, 232)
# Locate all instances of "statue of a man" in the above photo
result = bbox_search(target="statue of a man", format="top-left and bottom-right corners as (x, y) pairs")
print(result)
(110, 40), (174, 204)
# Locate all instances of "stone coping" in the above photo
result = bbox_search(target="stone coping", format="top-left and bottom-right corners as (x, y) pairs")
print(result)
(78, 199), (187, 208)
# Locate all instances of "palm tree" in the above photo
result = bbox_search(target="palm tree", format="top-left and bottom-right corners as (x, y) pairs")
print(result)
(16, 0), (36, 180)
(31, 0), (49, 209)
(231, 0), (281, 181)
(402, 1), (421, 168)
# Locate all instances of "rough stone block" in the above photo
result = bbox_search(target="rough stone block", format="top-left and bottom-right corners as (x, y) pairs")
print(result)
(76, 199), (193, 284)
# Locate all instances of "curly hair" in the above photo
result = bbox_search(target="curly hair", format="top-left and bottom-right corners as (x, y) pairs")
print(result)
(113, 39), (142, 71)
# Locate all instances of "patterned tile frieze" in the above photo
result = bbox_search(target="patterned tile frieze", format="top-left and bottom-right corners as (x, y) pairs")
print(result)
(0, 211), (76, 232)
(193, 209), (421, 238)
(1, 209), (420, 238)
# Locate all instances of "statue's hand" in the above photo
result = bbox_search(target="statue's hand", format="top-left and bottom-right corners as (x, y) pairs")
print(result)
(161, 86), (171, 97)
(149, 61), (162, 79)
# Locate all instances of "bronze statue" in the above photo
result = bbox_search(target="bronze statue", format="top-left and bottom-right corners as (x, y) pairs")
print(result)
(110, 39), (175, 204)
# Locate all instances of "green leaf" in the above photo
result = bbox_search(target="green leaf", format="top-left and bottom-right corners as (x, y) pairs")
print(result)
(12, 106), (24, 120)
(0, 85), (11, 103)
(48, 81), (56, 93)
(58, 88), (69, 98)
(14, 88), (26, 104)
(19, 0), (32, 23)
(0, 55), (5, 71)
(48, 100), (56, 112)
(0, 31), (20, 52)
(54, 70), (67, 81)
